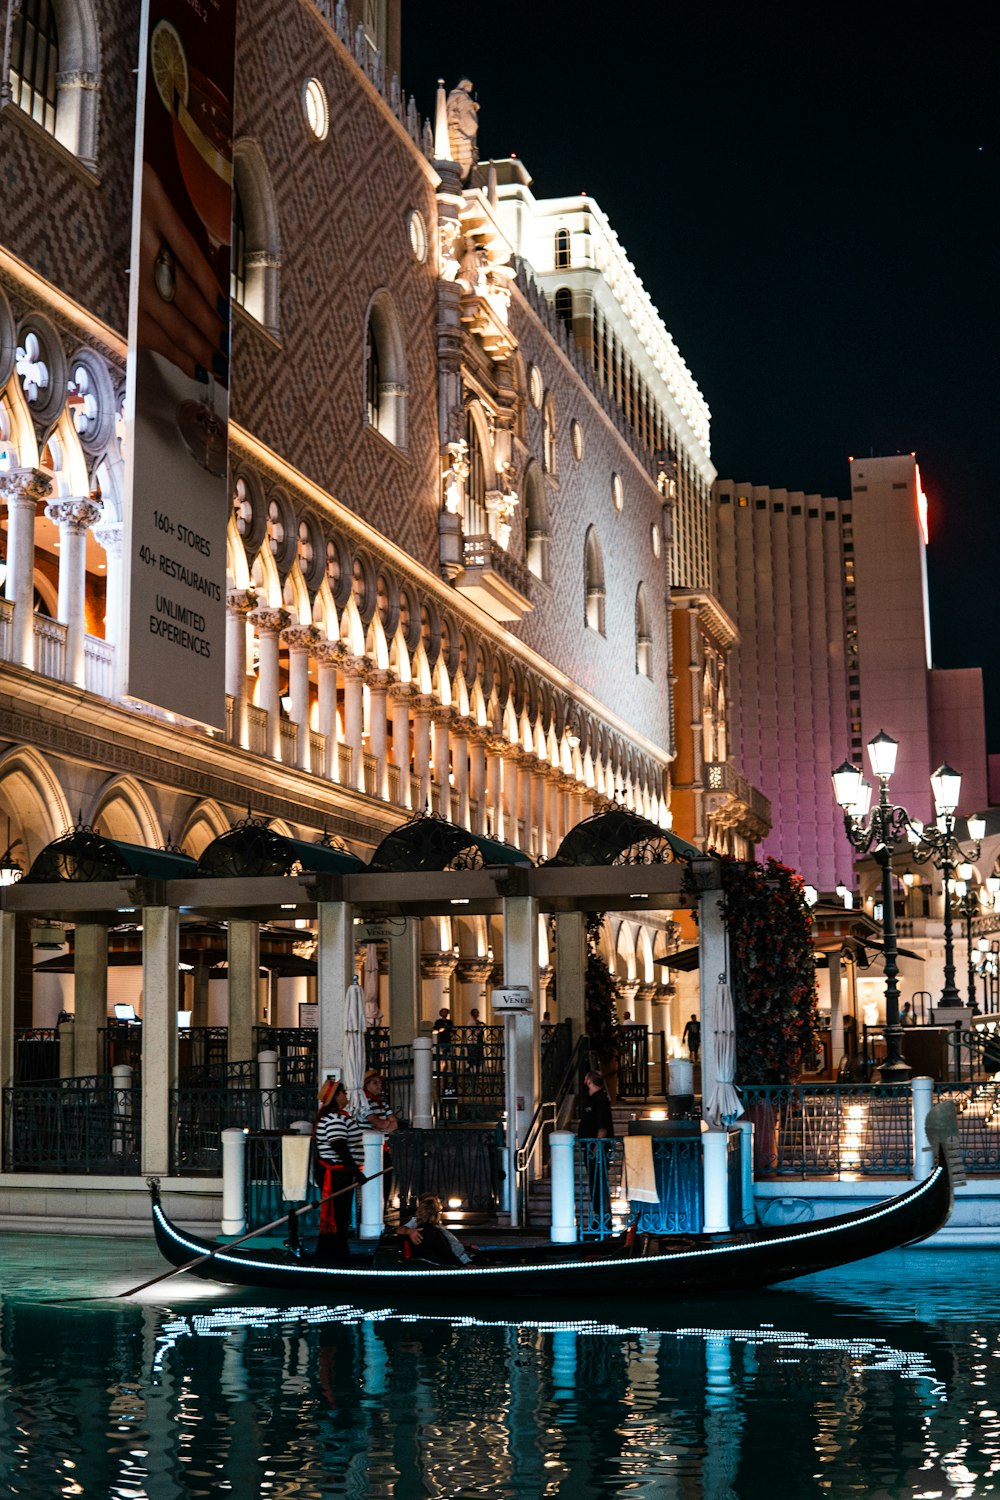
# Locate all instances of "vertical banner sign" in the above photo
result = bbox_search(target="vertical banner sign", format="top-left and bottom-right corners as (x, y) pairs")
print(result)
(122, 0), (237, 727)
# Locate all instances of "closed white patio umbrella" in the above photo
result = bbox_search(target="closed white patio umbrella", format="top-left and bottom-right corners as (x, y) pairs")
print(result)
(343, 979), (367, 1117)
(704, 975), (744, 1127)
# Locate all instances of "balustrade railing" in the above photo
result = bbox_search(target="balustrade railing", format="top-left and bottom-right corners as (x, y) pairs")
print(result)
(617, 1025), (649, 1099)
(247, 703), (268, 757)
(435, 1026), (504, 1124)
(170, 1084), (315, 1174)
(934, 1081), (1000, 1172)
(83, 633), (114, 697)
(0, 596), (12, 659)
(33, 614), (66, 679)
(363, 751), (380, 797)
(310, 730), (327, 773)
(387, 762), (401, 804)
(14, 1027), (60, 1082)
(279, 717), (298, 765)
(338, 744), (353, 785)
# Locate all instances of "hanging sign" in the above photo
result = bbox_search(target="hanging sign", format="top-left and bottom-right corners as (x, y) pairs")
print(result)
(491, 986), (532, 1013)
(355, 921), (399, 944)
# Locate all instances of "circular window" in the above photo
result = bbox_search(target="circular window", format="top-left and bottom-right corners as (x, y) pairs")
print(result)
(571, 420), (584, 462)
(651, 523), (662, 558)
(612, 473), (624, 512)
(376, 571), (390, 628)
(233, 477), (253, 538)
(408, 210), (427, 263)
(528, 364), (543, 409)
(304, 78), (329, 140)
(351, 557), (368, 615)
(297, 519), (314, 571)
(266, 497), (285, 555)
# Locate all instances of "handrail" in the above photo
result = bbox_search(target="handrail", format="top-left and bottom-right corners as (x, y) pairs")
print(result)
(515, 1033), (590, 1222)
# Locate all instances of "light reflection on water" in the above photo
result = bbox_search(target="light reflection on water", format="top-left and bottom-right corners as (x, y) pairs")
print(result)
(2, 1238), (1000, 1498)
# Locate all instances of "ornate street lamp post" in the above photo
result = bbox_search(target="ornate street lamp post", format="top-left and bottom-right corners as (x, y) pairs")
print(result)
(954, 874), (982, 1011)
(832, 732), (911, 1080)
(832, 738), (986, 1080)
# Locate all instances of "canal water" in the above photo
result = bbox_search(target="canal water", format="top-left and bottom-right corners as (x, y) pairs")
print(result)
(2, 1233), (998, 1498)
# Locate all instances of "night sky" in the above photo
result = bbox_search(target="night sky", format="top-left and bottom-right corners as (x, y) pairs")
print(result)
(402, 4), (1000, 748)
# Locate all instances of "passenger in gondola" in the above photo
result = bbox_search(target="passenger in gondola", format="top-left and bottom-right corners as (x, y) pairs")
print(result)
(397, 1193), (472, 1266)
(313, 1079), (366, 1264)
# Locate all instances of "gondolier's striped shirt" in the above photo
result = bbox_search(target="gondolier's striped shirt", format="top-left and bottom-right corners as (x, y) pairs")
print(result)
(315, 1108), (364, 1169)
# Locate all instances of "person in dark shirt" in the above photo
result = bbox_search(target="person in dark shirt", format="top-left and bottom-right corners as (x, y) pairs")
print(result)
(682, 1014), (701, 1062)
(578, 1070), (615, 1224)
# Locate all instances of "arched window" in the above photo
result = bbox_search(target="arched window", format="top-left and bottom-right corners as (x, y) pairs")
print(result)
(464, 407), (487, 535)
(364, 291), (407, 447)
(554, 287), (573, 332)
(231, 142), (281, 334)
(9, 0), (58, 136)
(543, 392), (557, 476)
(635, 584), (652, 677)
(554, 227), (571, 269)
(584, 527), (605, 635)
(9, 0), (101, 167)
(523, 463), (549, 582)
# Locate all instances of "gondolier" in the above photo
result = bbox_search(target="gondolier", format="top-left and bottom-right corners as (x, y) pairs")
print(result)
(314, 1079), (365, 1264)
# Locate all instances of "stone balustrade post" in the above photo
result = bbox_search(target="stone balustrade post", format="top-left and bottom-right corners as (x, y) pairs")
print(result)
(0, 467), (51, 668)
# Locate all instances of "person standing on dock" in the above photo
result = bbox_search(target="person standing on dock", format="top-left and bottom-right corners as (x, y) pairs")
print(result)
(578, 1070), (615, 1225)
(314, 1080), (366, 1264)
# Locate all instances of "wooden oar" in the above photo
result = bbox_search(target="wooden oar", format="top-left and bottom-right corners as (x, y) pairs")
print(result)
(44, 1166), (391, 1304)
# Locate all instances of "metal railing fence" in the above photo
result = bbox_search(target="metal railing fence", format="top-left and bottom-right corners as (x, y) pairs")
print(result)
(934, 1081), (1000, 1173)
(14, 1028), (60, 1082)
(2, 1075), (140, 1174)
(435, 1026), (504, 1123)
(170, 1085), (315, 1174)
(740, 1083), (913, 1178)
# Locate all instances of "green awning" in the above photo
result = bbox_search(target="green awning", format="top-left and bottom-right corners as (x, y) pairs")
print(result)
(369, 811), (531, 873)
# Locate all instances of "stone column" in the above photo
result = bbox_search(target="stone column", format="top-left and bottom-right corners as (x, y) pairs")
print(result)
(0, 467), (51, 668)
(412, 695), (433, 813)
(249, 607), (289, 761)
(225, 589), (256, 748)
(451, 717), (471, 827)
(73, 922), (108, 1076)
(517, 752), (535, 853)
(0, 911), (15, 1093)
(227, 919), (260, 1063)
(389, 682), (414, 808)
(366, 669), (393, 800)
(431, 706), (452, 816)
(341, 655), (366, 792)
(282, 622), (319, 772)
(388, 917), (421, 1046)
(93, 521), (124, 650)
(485, 737), (504, 839)
(554, 911), (587, 1036)
(468, 728), (487, 833)
(315, 640), (343, 780)
(454, 956), (492, 1021)
(502, 893), (540, 1156)
(531, 763), (548, 860)
(141, 905), (179, 1176)
(45, 496), (101, 687)
(317, 901), (354, 1083)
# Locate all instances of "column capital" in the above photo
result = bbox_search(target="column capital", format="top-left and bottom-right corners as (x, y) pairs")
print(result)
(412, 693), (436, 714)
(314, 638), (347, 666)
(249, 606), (291, 635)
(450, 714), (475, 737)
(389, 679), (416, 703)
(365, 667), (395, 691)
(340, 652), (370, 680)
(0, 466), (52, 507)
(93, 521), (124, 558)
(281, 622), (321, 652)
(430, 703), (455, 725)
(44, 496), (101, 533)
(226, 587), (257, 615)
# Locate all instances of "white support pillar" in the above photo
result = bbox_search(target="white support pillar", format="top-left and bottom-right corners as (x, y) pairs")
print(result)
(469, 731), (486, 833)
(316, 642), (342, 779)
(112, 1064), (133, 1158)
(389, 683), (413, 807)
(342, 658), (365, 791)
(829, 953), (845, 1069)
(554, 912), (587, 1037)
(413, 697), (432, 812)
(367, 670), (392, 800)
(227, 920), (259, 1063)
(140, 905), (179, 1177)
(549, 1130), (577, 1243)
(317, 901), (354, 1083)
(430, 706), (451, 814)
(360, 1129), (385, 1239)
(46, 496), (101, 687)
(412, 1036), (433, 1129)
(258, 1048), (278, 1129)
(485, 739), (503, 838)
(911, 1075), (935, 1181)
(0, 467), (51, 669)
(0, 910), (15, 1092)
(250, 607), (289, 761)
(701, 1125), (731, 1233)
(516, 754), (533, 851)
(93, 521), (124, 652)
(531, 766), (547, 860)
(388, 917), (420, 1045)
(734, 1117), (754, 1225)
(452, 720), (470, 827)
(502, 894), (539, 1157)
(282, 624), (318, 772)
(697, 888), (727, 1118)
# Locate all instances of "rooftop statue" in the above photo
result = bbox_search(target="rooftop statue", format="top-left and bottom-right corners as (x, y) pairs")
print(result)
(446, 78), (479, 181)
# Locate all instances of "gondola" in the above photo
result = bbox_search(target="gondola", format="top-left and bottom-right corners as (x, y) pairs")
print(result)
(150, 1102), (961, 1299)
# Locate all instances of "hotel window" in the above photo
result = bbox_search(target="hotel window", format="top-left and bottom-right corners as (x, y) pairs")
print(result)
(635, 584), (652, 677)
(524, 463), (549, 582)
(9, 0), (58, 136)
(554, 227), (571, 269)
(364, 292), (407, 446)
(230, 186), (248, 310)
(554, 287), (573, 332)
(231, 143), (282, 334)
(543, 393), (557, 475)
(464, 409), (487, 535)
